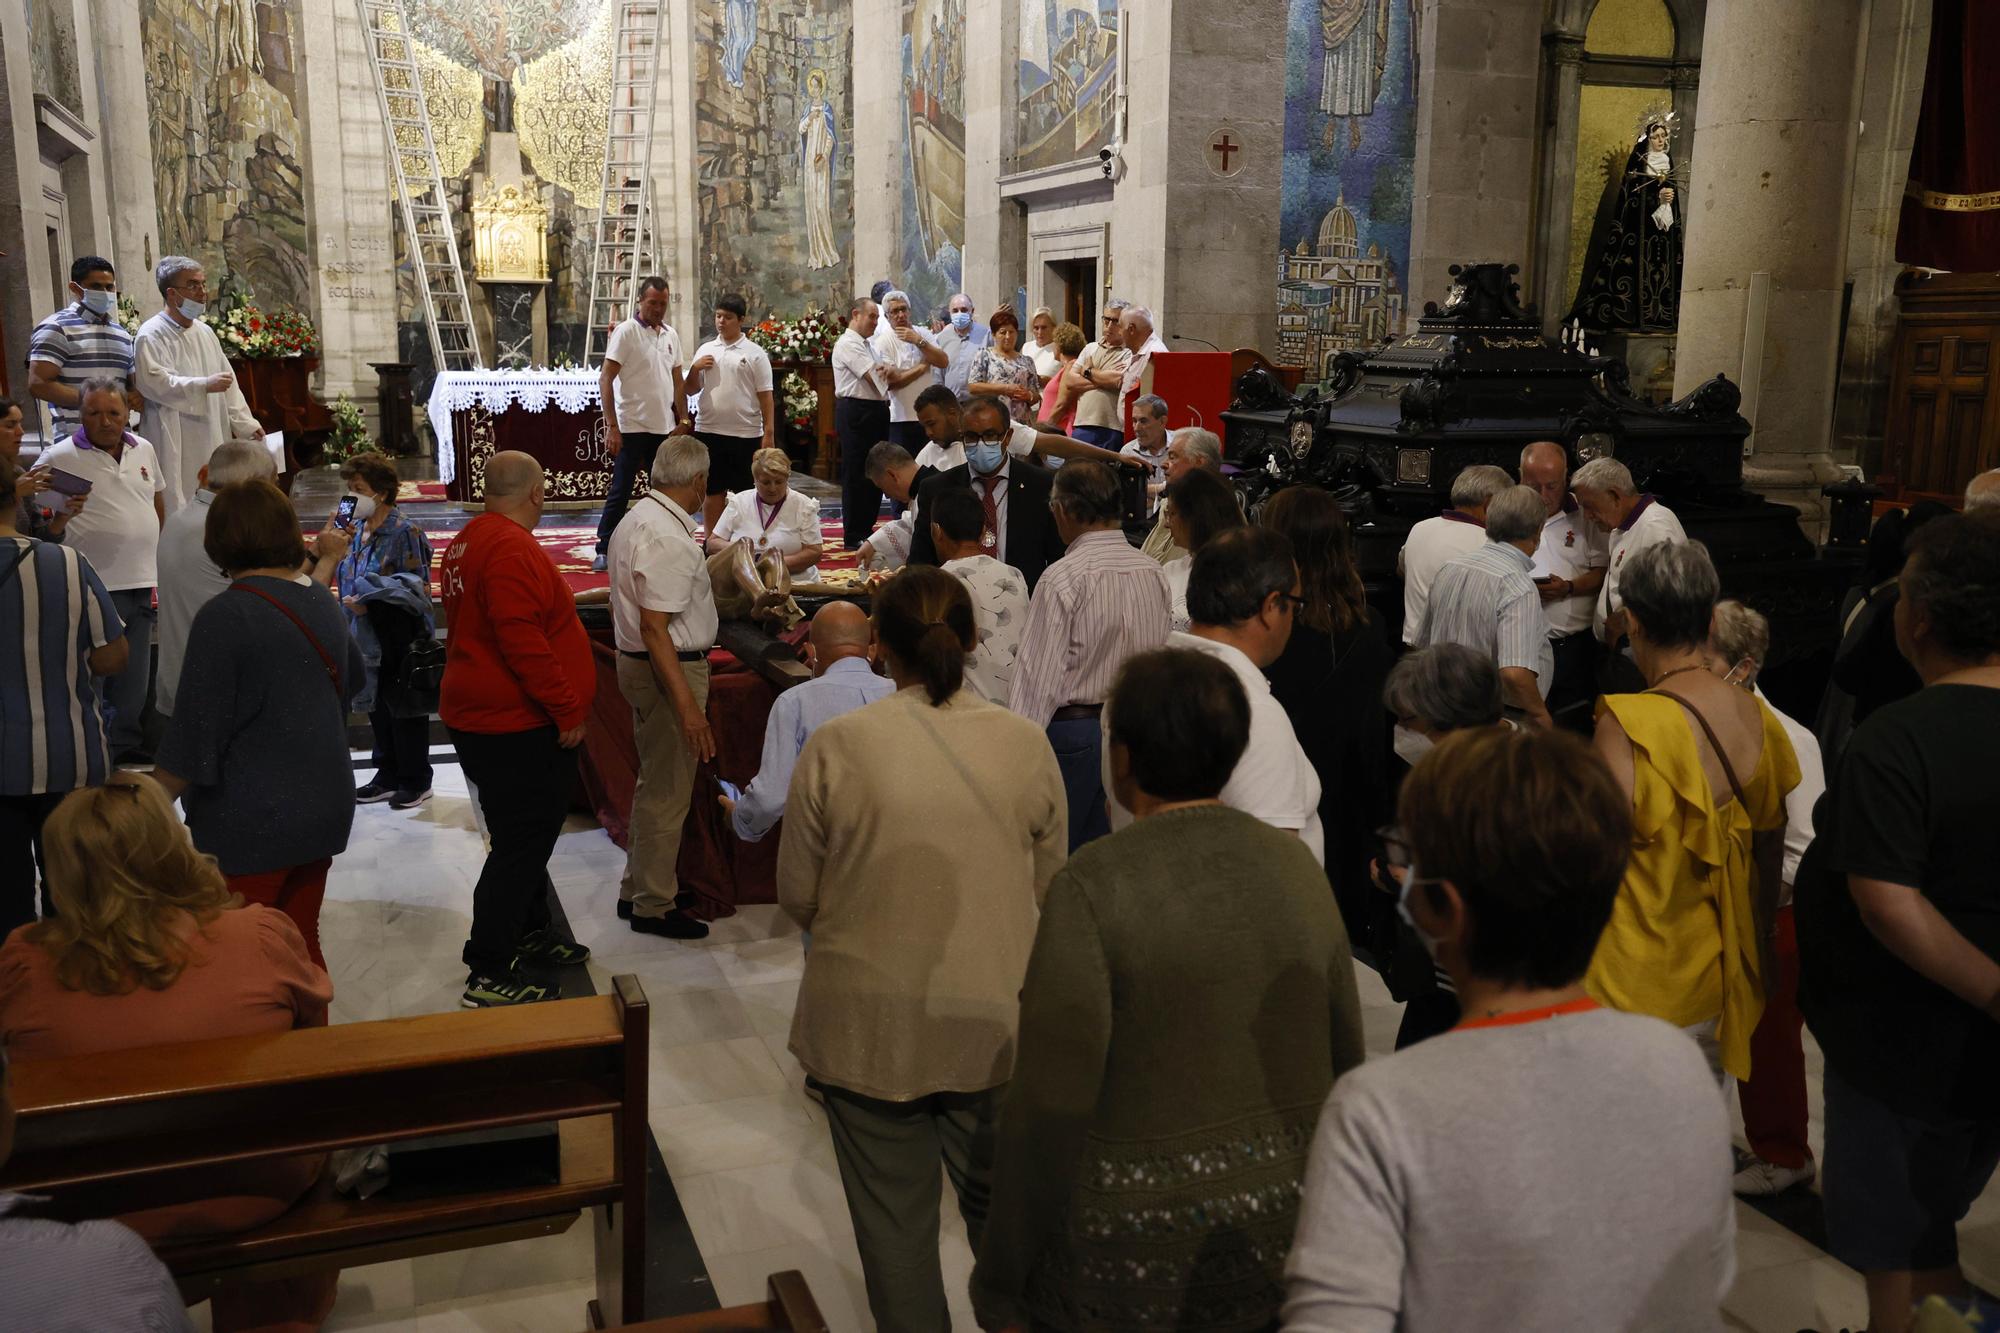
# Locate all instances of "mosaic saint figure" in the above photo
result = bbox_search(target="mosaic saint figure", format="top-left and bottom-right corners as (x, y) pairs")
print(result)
(800, 71), (841, 270)
(1569, 112), (1684, 333)
(722, 0), (757, 88)
(1319, 0), (1391, 117)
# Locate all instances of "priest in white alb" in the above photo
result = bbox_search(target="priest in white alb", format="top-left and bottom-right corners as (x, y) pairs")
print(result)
(135, 255), (263, 511)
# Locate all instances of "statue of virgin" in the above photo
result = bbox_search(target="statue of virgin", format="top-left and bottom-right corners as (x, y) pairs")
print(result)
(1568, 110), (1684, 332)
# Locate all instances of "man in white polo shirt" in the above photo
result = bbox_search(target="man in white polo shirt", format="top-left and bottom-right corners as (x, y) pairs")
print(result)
(685, 292), (775, 543)
(35, 377), (166, 762)
(1572, 456), (1687, 651)
(1398, 465), (1511, 646)
(871, 289), (948, 453)
(595, 274), (689, 572)
(1520, 441), (1609, 725)
(607, 433), (717, 942)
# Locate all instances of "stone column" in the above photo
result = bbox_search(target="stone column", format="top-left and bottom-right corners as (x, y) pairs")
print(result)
(0, 0), (58, 376)
(661, 0), (701, 345)
(1407, 0), (1543, 314)
(1533, 35), (1586, 331)
(1673, 0), (1869, 521)
(85, 0), (159, 313)
(850, 0), (902, 295)
(961, 0), (1016, 313)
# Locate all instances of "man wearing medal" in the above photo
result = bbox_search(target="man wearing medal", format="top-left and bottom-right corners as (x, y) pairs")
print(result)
(606, 434), (720, 940)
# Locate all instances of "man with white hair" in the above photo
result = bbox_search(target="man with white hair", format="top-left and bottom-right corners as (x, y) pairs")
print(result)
(1141, 428), (1223, 563)
(935, 292), (989, 398)
(153, 438), (276, 719)
(1398, 464), (1511, 646)
(1571, 456), (1687, 648)
(1120, 394), (1172, 501)
(1064, 300), (1132, 450)
(1965, 468), (2000, 513)
(1117, 305), (1170, 431)
(134, 256), (263, 512)
(1416, 485), (1555, 729)
(871, 289), (947, 451)
(1520, 441), (1610, 723)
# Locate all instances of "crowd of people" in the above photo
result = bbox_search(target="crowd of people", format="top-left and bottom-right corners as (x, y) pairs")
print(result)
(0, 267), (1996, 1333)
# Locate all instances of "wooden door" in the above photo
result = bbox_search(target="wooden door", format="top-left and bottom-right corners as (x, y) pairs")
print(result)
(1882, 272), (2000, 499)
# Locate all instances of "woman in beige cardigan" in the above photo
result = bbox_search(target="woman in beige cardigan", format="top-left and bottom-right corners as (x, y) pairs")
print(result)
(778, 565), (1068, 1333)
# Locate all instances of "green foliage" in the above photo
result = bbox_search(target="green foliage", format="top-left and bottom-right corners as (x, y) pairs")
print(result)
(324, 394), (370, 466)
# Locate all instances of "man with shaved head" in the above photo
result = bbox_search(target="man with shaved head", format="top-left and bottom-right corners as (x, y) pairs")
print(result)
(441, 450), (598, 1007)
(719, 599), (890, 842)
(1965, 468), (2000, 513)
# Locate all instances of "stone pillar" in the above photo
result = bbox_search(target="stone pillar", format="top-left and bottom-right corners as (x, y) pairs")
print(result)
(85, 0), (159, 314)
(1533, 34), (1586, 331)
(1673, 0), (1869, 521)
(851, 0), (902, 296)
(960, 0), (1016, 314)
(661, 0), (701, 345)
(1407, 0), (1543, 314)
(1834, 0), (1932, 474)
(0, 0), (58, 382)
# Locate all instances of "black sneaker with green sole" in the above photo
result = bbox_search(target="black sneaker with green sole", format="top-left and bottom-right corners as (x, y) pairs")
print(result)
(515, 930), (591, 966)
(461, 973), (558, 1008)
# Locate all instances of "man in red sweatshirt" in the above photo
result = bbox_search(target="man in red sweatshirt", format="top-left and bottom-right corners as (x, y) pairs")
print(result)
(442, 451), (597, 1006)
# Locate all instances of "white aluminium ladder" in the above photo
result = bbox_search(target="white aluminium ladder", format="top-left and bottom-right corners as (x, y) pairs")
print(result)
(586, 0), (666, 364)
(357, 0), (483, 371)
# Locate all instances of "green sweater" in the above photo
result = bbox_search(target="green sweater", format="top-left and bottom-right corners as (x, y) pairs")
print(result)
(971, 805), (1365, 1332)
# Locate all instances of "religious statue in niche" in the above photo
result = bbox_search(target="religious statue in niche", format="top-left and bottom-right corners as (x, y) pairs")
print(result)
(799, 70), (841, 270)
(722, 0), (757, 88)
(1569, 108), (1685, 333)
(1318, 0), (1405, 150)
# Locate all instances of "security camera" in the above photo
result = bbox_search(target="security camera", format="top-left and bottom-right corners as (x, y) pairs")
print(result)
(1098, 146), (1113, 162)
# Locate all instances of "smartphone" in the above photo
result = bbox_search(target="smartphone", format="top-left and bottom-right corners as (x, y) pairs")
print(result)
(1533, 575), (1555, 585)
(334, 495), (359, 531)
(716, 778), (742, 803)
(43, 468), (92, 498)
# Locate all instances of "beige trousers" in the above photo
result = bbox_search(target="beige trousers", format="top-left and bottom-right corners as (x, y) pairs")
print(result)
(615, 654), (710, 919)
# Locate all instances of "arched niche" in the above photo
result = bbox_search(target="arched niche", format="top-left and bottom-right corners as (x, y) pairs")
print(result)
(1533, 0), (1704, 333)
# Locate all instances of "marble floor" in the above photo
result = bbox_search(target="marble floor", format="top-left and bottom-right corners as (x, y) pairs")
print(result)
(186, 753), (1997, 1333)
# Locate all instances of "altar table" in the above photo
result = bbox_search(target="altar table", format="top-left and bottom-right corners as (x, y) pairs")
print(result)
(427, 370), (615, 506)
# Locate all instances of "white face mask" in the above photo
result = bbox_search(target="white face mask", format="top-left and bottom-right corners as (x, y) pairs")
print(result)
(1393, 724), (1433, 767)
(1396, 860), (1446, 960)
(350, 493), (378, 524)
(177, 297), (206, 321)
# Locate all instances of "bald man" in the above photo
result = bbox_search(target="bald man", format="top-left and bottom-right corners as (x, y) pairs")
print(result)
(441, 450), (599, 1007)
(719, 600), (891, 841)
(1966, 468), (2000, 513)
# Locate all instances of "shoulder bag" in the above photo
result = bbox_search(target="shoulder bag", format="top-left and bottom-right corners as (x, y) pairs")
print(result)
(232, 581), (343, 700)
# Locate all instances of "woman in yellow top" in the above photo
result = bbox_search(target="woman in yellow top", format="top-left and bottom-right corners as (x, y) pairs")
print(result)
(1589, 541), (1799, 1082)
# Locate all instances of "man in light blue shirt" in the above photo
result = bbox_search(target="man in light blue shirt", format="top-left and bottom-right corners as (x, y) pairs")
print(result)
(936, 293), (988, 399)
(1415, 484), (1555, 729)
(720, 601), (892, 841)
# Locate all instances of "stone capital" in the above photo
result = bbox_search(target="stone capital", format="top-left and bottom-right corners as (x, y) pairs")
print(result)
(1547, 34), (1586, 67)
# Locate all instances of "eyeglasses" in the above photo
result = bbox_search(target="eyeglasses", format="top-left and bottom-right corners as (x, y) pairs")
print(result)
(1278, 593), (1308, 614)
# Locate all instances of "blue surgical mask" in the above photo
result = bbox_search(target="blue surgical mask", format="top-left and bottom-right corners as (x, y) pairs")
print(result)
(80, 289), (117, 315)
(966, 441), (1005, 475)
(950, 311), (972, 333)
(177, 297), (206, 321)
(1396, 860), (1445, 959)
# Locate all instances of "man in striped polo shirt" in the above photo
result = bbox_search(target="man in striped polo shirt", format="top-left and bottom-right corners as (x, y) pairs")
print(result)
(28, 256), (140, 438)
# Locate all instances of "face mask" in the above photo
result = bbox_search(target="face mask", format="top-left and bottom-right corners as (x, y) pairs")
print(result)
(1396, 860), (1445, 960)
(177, 298), (206, 321)
(1393, 724), (1433, 767)
(80, 289), (117, 315)
(950, 311), (972, 333)
(966, 441), (1005, 475)
(350, 494), (379, 523)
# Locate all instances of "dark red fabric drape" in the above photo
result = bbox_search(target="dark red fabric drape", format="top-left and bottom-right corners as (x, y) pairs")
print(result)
(1896, 0), (2000, 271)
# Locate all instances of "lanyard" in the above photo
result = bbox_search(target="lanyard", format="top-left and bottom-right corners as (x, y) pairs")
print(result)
(644, 491), (699, 548)
(755, 495), (784, 533)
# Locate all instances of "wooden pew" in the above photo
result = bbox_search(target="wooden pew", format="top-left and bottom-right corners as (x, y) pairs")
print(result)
(1, 975), (651, 1329)
(598, 1271), (830, 1332)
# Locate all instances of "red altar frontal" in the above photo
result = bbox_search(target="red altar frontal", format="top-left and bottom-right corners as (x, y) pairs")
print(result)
(426, 371), (616, 506)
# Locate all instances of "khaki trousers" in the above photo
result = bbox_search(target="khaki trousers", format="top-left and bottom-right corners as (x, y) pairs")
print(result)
(615, 654), (709, 919)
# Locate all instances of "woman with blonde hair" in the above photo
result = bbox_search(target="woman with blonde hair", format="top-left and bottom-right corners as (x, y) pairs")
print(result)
(1035, 320), (1089, 435)
(0, 774), (335, 1330)
(706, 445), (823, 580)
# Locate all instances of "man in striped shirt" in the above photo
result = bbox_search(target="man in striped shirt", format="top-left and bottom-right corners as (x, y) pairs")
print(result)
(28, 256), (139, 437)
(1009, 461), (1171, 851)
(1415, 484), (1554, 729)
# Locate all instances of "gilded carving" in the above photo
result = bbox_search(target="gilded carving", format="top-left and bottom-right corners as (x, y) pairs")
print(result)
(472, 182), (551, 282)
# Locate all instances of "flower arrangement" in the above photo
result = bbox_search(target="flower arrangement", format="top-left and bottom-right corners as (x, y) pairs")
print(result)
(747, 308), (842, 364)
(780, 372), (819, 433)
(115, 293), (141, 335)
(324, 394), (369, 466)
(202, 298), (322, 359)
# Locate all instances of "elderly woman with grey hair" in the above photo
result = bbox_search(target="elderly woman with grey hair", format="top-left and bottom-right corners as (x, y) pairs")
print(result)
(1588, 541), (1799, 1084)
(1377, 642), (1509, 1047)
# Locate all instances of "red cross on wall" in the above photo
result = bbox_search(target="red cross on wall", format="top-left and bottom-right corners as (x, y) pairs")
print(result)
(1211, 134), (1238, 172)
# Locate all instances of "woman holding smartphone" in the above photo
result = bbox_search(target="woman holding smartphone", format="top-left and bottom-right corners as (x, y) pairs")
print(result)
(312, 450), (435, 809)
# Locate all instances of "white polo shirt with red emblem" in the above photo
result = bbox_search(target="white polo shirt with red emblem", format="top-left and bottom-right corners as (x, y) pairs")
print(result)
(1531, 502), (1611, 637)
(35, 431), (166, 591)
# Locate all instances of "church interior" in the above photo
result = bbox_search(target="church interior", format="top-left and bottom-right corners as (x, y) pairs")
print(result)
(1, 0), (1997, 1330)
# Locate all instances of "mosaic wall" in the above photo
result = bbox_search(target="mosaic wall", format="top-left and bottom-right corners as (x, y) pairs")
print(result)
(898, 0), (965, 319)
(1275, 0), (1418, 378)
(694, 0), (853, 336)
(141, 0), (313, 312)
(1013, 0), (1117, 176)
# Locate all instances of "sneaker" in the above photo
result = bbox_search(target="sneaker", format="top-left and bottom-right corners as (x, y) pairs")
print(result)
(516, 929), (591, 966)
(461, 973), (558, 1008)
(591, 553), (608, 573)
(1733, 1157), (1816, 1196)
(388, 787), (432, 810)
(629, 910), (710, 940)
(355, 780), (396, 804)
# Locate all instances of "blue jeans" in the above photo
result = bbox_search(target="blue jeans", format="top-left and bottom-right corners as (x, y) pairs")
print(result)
(103, 588), (157, 757)
(1046, 714), (1109, 853)
(596, 431), (667, 552)
(1070, 424), (1123, 451)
